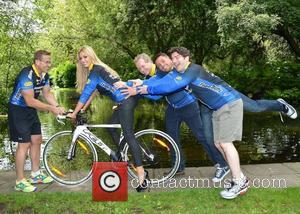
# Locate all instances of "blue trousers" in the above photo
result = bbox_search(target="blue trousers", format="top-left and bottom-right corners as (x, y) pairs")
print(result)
(199, 92), (285, 167)
(165, 101), (227, 171)
(239, 93), (284, 112)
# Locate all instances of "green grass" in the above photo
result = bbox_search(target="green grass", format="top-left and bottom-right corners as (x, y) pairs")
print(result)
(0, 188), (299, 213)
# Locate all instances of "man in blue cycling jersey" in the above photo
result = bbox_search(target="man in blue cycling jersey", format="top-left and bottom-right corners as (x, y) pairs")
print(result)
(8, 50), (65, 192)
(133, 53), (229, 179)
(141, 53), (297, 120)
(136, 47), (247, 199)
(152, 53), (298, 171)
(137, 47), (248, 199)
(135, 47), (297, 199)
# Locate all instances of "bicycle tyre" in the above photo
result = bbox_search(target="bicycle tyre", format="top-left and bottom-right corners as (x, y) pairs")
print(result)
(43, 131), (98, 186)
(121, 129), (180, 184)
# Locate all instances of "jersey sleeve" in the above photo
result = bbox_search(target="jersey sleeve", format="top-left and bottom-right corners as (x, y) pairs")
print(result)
(142, 94), (162, 100)
(143, 75), (162, 85)
(79, 71), (99, 104)
(44, 74), (50, 86)
(146, 67), (199, 95)
(19, 72), (34, 91)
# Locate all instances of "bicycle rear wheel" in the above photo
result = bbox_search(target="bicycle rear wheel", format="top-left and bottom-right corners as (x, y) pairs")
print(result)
(121, 129), (180, 184)
(43, 131), (98, 186)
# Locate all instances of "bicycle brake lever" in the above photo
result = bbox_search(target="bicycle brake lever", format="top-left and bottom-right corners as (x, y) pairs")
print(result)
(56, 118), (65, 125)
(56, 115), (67, 125)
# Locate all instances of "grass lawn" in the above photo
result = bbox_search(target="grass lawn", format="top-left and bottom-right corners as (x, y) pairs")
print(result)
(0, 188), (299, 213)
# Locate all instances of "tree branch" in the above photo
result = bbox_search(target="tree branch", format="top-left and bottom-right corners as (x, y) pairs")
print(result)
(273, 24), (300, 58)
(88, 34), (137, 59)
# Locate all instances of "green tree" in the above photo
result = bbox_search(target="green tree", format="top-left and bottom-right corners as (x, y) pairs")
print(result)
(49, 61), (76, 88)
(214, 0), (300, 100)
(33, 0), (139, 78)
(116, 0), (220, 64)
(0, 0), (37, 114)
(1, 0), (299, 111)
(262, 0), (300, 58)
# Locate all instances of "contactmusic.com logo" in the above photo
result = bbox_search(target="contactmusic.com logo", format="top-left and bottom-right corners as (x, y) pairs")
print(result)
(99, 171), (121, 192)
(92, 162), (128, 201)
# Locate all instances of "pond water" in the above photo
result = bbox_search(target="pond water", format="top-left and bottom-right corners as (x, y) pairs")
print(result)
(0, 89), (299, 170)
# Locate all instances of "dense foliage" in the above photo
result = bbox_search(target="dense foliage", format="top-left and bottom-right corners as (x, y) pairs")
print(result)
(49, 61), (76, 88)
(0, 0), (299, 114)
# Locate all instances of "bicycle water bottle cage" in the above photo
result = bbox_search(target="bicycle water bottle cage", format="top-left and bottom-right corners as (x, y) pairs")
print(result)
(76, 111), (88, 125)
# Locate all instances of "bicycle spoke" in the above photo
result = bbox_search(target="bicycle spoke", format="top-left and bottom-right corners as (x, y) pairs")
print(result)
(43, 131), (97, 185)
(122, 129), (180, 184)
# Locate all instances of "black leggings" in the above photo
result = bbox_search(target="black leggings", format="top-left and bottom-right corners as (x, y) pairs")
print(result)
(108, 96), (143, 167)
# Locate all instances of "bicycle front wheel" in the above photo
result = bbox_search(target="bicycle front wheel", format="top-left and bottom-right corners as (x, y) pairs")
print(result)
(43, 131), (98, 186)
(121, 129), (180, 184)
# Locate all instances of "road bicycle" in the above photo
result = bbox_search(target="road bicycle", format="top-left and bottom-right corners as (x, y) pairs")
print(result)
(42, 112), (180, 186)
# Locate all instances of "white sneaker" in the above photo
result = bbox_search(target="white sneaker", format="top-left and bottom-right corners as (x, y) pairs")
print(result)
(220, 178), (249, 200)
(277, 98), (297, 119)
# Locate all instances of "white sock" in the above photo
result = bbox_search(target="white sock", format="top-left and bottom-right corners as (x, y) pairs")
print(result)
(232, 172), (244, 182)
(16, 178), (25, 184)
(240, 172), (246, 180)
(31, 169), (41, 177)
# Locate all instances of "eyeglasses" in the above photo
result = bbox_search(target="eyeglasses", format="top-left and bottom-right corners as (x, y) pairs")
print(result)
(39, 60), (51, 64)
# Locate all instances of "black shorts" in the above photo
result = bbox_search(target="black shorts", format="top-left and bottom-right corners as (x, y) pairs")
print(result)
(8, 103), (41, 143)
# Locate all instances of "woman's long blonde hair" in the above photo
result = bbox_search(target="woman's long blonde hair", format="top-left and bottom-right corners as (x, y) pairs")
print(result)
(76, 45), (120, 92)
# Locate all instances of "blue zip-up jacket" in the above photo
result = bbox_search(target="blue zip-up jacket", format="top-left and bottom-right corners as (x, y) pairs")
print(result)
(9, 65), (50, 107)
(146, 63), (240, 110)
(143, 68), (196, 109)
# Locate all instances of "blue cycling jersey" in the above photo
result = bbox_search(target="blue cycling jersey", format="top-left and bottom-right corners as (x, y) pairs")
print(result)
(80, 64), (161, 104)
(79, 64), (126, 104)
(146, 63), (240, 110)
(9, 65), (50, 107)
(143, 66), (196, 109)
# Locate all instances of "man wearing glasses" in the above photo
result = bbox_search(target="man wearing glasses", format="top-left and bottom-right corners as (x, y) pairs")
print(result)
(8, 50), (65, 192)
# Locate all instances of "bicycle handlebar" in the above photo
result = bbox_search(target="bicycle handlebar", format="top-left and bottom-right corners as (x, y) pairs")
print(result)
(56, 109), (74, 125)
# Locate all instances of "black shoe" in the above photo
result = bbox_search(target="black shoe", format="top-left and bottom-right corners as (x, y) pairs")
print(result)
(136, 170), (150, 192)
(175, 170), (185, 176)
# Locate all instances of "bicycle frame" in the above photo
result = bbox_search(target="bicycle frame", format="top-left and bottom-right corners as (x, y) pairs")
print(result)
(69, 124), (122, 161)
(70, 123), (155, 163)
(44, 117), (181, 185)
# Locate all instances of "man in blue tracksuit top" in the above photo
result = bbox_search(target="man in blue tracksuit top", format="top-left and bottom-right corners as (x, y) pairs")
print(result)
(133, 53), (229, 179)
(138, 47), (249, 199)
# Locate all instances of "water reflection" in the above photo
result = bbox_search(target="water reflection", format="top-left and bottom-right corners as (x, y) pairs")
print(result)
(0, 89), (299, 170)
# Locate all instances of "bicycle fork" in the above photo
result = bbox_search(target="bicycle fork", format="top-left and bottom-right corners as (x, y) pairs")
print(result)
(68, 125), (119, 161)
(119, 132), (155, 165)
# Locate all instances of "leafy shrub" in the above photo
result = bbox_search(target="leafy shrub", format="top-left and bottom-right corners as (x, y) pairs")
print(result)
(217, 61), (300, 104)
(50, 61), (76, 88)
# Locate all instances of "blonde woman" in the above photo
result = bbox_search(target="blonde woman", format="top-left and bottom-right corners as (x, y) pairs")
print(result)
(68, 45), (148, 192)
